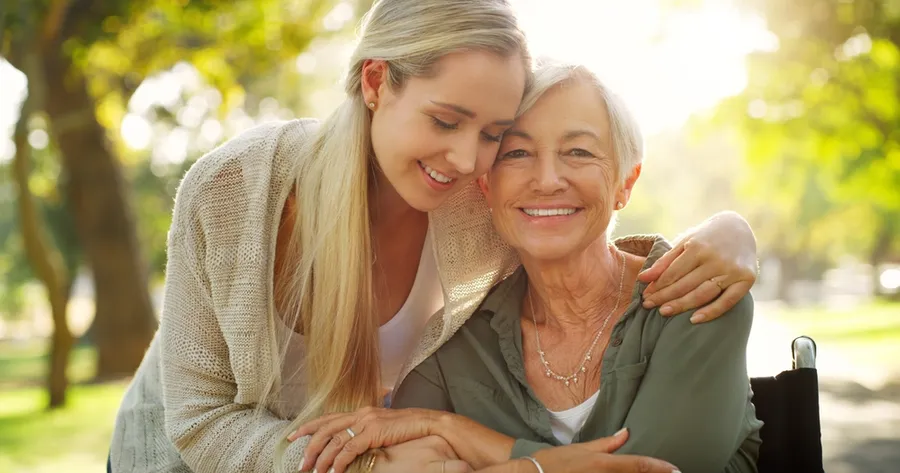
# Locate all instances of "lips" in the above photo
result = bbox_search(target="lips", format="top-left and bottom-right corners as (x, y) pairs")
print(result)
(521, 207), (579, 217)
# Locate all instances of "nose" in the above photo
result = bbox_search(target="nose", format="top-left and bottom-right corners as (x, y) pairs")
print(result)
(445, 136), (479, 176)
(531, 153), (567, 194)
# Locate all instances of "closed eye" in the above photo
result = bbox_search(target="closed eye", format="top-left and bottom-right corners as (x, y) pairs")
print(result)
(481, 131), (503, 143)
(431, 116), (459, 130)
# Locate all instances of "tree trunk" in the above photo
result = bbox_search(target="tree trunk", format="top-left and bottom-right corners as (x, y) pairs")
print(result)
(40, 48), (158, 380)
(47, 284), (75, 406)
(11, 53), (74, 408)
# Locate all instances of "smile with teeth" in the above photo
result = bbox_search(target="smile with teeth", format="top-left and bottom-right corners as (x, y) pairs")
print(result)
(419, 161), (454, 184)
(521, 208), (580, 217)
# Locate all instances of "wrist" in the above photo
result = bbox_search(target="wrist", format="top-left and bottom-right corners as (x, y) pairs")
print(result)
(521, 457), (544, 473)
(430, 410), (457, 438)
(433, 412), (515, 468)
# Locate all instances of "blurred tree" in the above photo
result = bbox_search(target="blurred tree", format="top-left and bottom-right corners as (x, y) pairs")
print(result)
(10, 71), (74, 408)
(699, 0), (900, 295)
(1, 0), (363, 380)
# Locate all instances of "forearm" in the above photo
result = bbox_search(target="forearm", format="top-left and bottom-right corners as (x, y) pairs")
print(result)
(474, 458), (537, 473)
(432, 413), (517, 469)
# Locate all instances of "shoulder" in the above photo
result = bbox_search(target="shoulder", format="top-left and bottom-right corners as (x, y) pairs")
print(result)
(170, 119), (319, 223)
(662, 294), (754, 345)
(175, 119), (319, 206)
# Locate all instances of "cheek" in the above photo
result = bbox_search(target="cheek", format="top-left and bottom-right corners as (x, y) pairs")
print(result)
(475, 145), (501, 176)
(585, 166), (619, 206)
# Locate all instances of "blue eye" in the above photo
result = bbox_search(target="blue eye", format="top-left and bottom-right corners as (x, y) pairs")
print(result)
(431, 116), (459, 130)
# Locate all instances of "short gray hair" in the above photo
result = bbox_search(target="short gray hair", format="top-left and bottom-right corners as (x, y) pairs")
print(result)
(518, 59), (644, 182)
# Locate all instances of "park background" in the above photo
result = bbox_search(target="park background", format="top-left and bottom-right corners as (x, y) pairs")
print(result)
(1, 0), (898, 472)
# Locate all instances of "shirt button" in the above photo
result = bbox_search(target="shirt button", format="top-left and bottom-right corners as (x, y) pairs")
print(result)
(611, 338), (622, 347)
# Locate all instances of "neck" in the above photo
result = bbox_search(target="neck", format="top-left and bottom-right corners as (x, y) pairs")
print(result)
(522, 237), (625, 331)
(369, 166), (426, 230)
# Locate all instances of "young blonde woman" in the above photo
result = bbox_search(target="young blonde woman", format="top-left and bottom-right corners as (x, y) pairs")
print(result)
(108, 1), (759, 472)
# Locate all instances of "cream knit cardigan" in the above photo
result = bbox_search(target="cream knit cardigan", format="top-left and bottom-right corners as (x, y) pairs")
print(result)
(109, 119), (522, 472)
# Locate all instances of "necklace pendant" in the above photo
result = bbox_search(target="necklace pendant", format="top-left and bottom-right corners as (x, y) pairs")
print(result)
(573, 376), (578, 384)
(545, 370), (552, 377)
(581, 366), (587, 372)
(586, 354), (592, 361)
(564, 379), (570, 387)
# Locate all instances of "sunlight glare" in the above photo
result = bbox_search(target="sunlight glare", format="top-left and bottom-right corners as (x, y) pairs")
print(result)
(514, 0), (773, 134)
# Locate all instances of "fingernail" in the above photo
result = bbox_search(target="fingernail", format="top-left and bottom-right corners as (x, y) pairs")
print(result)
(660, 305), (673, 315)
(690, 313), (705, 324)
(614, 427), (627, 437)
(297, 456), (305, 470)
(327, 469), (335, 473)
(673, 470), (682, 473)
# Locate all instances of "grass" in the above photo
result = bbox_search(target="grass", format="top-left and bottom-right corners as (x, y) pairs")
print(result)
(775, 301), (900, 341)
(0, 381), (126, 473)
(774, 300), (900, 373)
(0, 340), (97, 389)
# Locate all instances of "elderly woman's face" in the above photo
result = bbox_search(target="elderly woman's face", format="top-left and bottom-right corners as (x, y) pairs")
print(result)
(481, 79), (634, 261)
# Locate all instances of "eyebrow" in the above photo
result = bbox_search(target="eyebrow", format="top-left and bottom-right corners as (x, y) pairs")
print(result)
(562, 129), (604, 143)
(503, 129), (532, 140)
(431, 101), (515, 126)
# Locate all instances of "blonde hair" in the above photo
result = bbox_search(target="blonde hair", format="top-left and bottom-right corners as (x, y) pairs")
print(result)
(519, 60), (644, 182)
(272, 0), (528, 470)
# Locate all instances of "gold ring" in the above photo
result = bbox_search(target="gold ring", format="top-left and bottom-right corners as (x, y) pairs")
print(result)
(364, 452), (377, 473)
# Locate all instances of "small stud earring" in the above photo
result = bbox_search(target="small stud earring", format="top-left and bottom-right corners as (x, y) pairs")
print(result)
(368, 102), (376, 109)
(616, 202), (624, 210)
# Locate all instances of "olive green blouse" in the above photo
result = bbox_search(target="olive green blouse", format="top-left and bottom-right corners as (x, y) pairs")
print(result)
(392, 237), (762, 473)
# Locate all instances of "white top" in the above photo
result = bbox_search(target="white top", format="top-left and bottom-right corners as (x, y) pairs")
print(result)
(377, 228), (444, 394)
(274, 229), (442, 413)
(547, 390), (600, 444)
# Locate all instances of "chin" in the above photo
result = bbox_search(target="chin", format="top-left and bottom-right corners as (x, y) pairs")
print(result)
(520, 242), (580, 262)
(402, 188), (447, 213)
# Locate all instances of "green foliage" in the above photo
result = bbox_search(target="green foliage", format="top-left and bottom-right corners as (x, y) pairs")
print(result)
(1, 0), (361, 297)
(701, 0), (900, 265)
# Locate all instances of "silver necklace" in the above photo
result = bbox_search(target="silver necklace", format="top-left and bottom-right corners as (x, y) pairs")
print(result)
(527, 250), (627, 387)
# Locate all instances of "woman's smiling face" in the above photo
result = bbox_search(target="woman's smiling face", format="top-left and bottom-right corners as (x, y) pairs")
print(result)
(481, 77), (640, 262)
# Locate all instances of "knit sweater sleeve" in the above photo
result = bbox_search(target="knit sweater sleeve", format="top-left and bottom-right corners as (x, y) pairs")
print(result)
(158, 123), (308, 473)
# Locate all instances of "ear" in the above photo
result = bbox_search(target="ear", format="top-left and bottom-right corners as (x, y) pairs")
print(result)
(616, 163), (642, 206)
(477, 175), (492, 203)
(360, 59), (389, 107)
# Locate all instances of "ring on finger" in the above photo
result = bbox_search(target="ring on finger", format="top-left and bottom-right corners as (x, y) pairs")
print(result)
(345, 428), (356, 439)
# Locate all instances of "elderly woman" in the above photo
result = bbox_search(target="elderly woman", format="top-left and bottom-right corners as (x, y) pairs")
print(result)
(292, 62), (762, 473)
